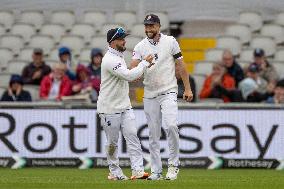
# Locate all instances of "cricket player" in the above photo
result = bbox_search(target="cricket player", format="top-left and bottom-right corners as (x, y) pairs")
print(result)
(131, 14), (193, 180)
(97, 27), (154, 180)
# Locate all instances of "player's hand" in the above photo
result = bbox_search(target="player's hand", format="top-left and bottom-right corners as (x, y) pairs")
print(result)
(183, 89), (193, 102)
(144, 54), (155, 68)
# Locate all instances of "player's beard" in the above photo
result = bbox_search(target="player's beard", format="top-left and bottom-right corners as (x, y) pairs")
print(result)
(116, 44), (126, 52)
(146, 31), (158, 39)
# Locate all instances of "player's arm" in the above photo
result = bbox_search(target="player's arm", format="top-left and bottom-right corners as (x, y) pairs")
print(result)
(172, 37), (193, 102)
(108, 55), (153, 82)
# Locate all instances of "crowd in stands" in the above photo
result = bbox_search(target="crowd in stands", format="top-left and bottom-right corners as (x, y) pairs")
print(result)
(0, 47), (283, 104)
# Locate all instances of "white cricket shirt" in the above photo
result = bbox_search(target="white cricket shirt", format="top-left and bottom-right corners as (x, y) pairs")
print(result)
(97, 47), (149, 114)
(133, 33), (183, 98)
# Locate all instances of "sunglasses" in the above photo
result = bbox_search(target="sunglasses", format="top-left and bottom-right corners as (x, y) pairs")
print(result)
(109, 27), (126, 43)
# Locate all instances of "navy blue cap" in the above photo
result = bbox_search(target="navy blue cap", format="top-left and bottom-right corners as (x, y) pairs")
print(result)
(144, 14), (160, 25)
(58, 46), (71, 56)
(248, 63), (260, 73)
(9, 74), (23, 86)
(254, 48), (265, 57)
(107, 27), (129, 43)
(91, 48), (103, 58)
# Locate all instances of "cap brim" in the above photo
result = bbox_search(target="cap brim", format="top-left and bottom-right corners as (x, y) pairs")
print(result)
(116, 33), (130, 39)
(144, 21), (157, 25)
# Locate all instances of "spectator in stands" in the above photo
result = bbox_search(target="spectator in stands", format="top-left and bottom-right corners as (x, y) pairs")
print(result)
(251, 48), (279, 82)
(175, 65), (196, 102)
(222, 49), (244, 86)
(72, 64), (100, 102)
(22, 48), (51, 85)
(1, 74), (32, 102)
(40, 63), (72, 101)
(239, 64), (272, 102)
(199, 63), (236, 102)
(58, 46), (76, 80)
(88, 48), (103, 80)
(266, 79), (284, 104)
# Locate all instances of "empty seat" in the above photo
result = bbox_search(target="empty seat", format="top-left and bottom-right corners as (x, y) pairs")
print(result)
(205, 48), (224, 62)
(0, 73), (12, 87)
(125, 36), (142, 50)
(40, 24), (65, 44)
(191, 74), (206, 100)
(239, 48), (254, 62)
(131, 24), (146, 38)
(0, 87), (6, 98)
(18, 48), (35, 62)
(274, 49), (284, 61)
(0, 24), (6, 36)
(147, 12), (169, 31)
(50, 10), (75, 31)
(70, 24), (95, 43)
(10, 23), (36, 43)
(274, 12), (284, 26)
(250, 36), (276, 57)
(216, 36), (241, 56)
(29, 35), (55, 55)
(194, 61), (215, 75)
(90, 35), (108, 51)
(260, 24), (284, 44)
(0, 10), (14, 31)
(48, 48), (59, 61)
(19, 10), (44, 31)
(100, 23), (125, 35)
(238, 11), (262, 32)
(45, 59), (58, 67)
(271, 61), (284, 78)
(23, 85), (40, 101)
(0, 34), (24, 55)
(225, 24), (251, 44)
(79, 48), (92, 62)
(0, 48), (14, 69)
(82, 11), (107, 32)
(59, 35), (84, 56)
(113, 11), (137, 31)
(6, 60), (29, 74)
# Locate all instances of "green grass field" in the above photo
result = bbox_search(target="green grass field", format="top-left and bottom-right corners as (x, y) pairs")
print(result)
(0, 168), (283, 189)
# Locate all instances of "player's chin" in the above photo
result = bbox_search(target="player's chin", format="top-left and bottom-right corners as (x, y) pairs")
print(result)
(146, 33), (154, 39)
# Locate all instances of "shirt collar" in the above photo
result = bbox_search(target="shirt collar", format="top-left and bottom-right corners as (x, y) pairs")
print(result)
(108, 46), (124, 58)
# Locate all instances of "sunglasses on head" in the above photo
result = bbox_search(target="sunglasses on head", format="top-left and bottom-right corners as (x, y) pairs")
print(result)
(109, 27), (126, 43)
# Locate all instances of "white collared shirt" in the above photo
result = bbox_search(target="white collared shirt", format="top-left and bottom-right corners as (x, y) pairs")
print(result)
(133, 33), (182, 98)
(97, 47), (150, 114)
(48, 79), (61, 100)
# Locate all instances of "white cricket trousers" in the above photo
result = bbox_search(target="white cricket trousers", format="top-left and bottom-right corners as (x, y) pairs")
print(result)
(144, 92), (179, 174)
(99, 109), (144, 177)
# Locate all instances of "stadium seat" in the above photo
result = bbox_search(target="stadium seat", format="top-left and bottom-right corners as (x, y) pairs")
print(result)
(131, 24), (146, 38)
(125, 36), (143, 50)
(260, 24), (284, 44)
(0, 73), (11, 87)
(29, 34), (55, 55)
(225, 24), (251, 44)
(274, 48), (284, 61)
(10, 23), (36, 44)
(205, 48), (224, 62)
(59, 35), (84, 56)
(194, 61), (215, 75)
(114, 11), (137, 31)
(239, 48), (254, 62)
(70, 24), (96, 43)
(238, 11), (263, 32)
(40, 24), (66, 44)
(0, 87), (5, 98)
(147, 11), (169, 31)
(90, 35), (108, 51)
(0, 34), (24, 55)
(100, 23), (125, 35)
(250, 36), (276, 57)
(50, 10), (75, 31)
(18, 48), (34, 62)
(0, 10), (14, 31)
(45, 59), (58, 67)
(19, 10), (45, 31)
(216, 36), (241, 56)
(0, 24), (6, 36)
(0, 48), (13, 70)
(183, 50), (205, 63)
(82, 11), (107, 32)
(274, 12), (284, 26)
(6, 60), (29, 74)
(23, 85), (40, 101)
(79, 48), (92, 62)
(271, 61), (284, 78)
(191, 74), (206, 100)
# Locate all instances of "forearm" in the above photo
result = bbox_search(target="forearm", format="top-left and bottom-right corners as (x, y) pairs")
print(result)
(179, 64), (191, 91)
